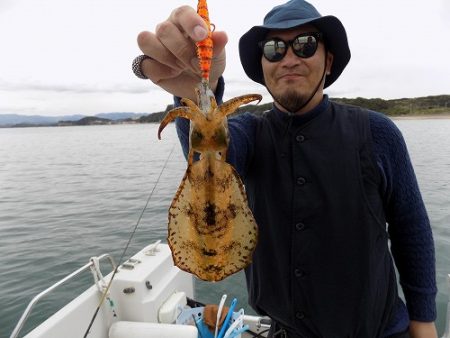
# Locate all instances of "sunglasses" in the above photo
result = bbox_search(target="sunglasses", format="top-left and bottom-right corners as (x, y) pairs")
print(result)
(259, 32), (323, 62)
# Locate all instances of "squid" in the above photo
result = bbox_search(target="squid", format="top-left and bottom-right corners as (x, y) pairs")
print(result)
(158, 0), (261, 282)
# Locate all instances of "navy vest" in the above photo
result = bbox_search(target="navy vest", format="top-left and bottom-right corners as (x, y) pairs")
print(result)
(244, 102), (397, 337)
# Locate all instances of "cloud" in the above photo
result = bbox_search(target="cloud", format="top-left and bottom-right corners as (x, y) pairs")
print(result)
(0, 79), (157, 94)
(0, 85), (174, 116)
(442, 0), (450, 24)
(0, 0), (17, 12)
(1, 0), (449, 116)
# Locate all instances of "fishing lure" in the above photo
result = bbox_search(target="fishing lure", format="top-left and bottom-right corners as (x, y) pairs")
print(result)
(196, 0), (214, 82)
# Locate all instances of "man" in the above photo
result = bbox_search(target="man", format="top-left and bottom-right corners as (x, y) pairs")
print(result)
(134, 0), (437, 336)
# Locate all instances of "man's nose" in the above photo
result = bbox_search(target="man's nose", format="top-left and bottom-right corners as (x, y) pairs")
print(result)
(281, 46), (302, 65)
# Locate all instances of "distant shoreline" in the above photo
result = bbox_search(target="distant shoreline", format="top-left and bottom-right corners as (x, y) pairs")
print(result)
(2, 95), (450, 127)
(390, 113), (450, 120)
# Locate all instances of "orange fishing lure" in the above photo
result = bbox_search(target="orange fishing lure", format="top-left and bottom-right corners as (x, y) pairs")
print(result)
(196, 0), (213, 81)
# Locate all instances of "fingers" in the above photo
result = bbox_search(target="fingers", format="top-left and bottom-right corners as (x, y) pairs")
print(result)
(209, 31), (227, 89)
(139, 55), (182, 85)
(155, 20), (198, 71)
(137, 6), (206, 84)
(211, 31), (227, 60)
(168, 6), (208, 41)
(135, 5), (228, 100)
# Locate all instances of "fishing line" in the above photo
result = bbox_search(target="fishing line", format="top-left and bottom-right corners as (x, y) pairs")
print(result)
(83, 142), (177, 338)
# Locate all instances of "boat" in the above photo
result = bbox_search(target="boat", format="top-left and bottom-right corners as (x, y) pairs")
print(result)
(9, 239), (450, 338)
(9, 240), (271, 338)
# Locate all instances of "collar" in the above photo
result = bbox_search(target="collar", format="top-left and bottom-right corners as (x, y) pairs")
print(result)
(272, 95), (330, 128)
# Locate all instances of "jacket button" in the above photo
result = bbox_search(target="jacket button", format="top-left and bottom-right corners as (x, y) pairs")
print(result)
(295, 134), (305, 142)
(295, 222), (305, 231)
(296, 176), (306, 185)
(296, 311), (305, 320)
(294, 269), (305, 278)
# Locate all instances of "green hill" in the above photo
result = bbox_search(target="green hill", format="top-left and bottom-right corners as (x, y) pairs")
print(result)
(331, 95), (450, 116)
(5, 95), (448, 128)
(148, 95), (450, 122)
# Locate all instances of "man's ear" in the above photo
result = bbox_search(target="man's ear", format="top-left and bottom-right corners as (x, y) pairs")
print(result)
(326, 51), (334, 75)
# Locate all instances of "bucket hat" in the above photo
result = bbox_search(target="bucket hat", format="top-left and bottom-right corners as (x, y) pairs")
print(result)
(239, 0), (350, 88)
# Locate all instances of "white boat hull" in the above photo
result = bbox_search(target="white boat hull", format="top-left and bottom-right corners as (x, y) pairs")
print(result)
(14, 241), (270, 338)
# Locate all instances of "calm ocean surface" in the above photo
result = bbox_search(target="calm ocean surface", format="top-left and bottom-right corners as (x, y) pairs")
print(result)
(1, 120), (449, 337)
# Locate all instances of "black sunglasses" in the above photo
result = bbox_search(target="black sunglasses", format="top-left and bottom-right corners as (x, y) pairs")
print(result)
(259, 32), (323, 62)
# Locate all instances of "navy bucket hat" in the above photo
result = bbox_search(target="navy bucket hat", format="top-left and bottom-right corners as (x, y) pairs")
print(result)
(239, 0), (350, 88)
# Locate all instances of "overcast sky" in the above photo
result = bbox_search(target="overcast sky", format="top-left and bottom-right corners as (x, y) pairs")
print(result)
(0, 0), (449, 116)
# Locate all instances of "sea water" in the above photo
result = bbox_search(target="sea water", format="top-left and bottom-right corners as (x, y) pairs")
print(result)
(0, 120), (449, 337)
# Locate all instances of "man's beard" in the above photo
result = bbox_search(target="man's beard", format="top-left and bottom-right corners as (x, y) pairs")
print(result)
(271, 88), (309, 113)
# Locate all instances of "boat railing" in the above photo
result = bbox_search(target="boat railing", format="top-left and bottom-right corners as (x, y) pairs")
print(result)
(9, 253), (117, 338)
